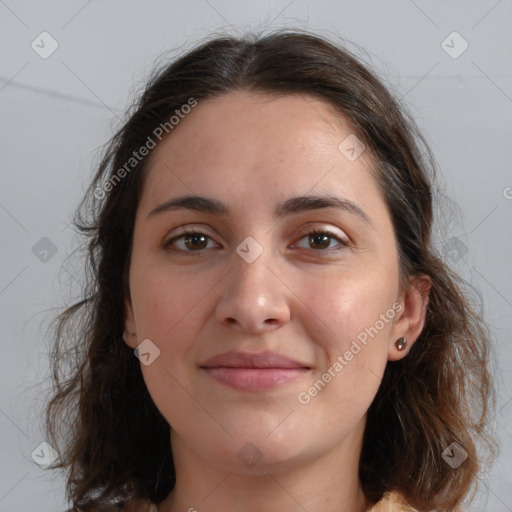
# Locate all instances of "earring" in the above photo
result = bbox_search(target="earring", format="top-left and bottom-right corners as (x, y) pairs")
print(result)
(123, 330), (135, 342)
(395, 337), (407, 351)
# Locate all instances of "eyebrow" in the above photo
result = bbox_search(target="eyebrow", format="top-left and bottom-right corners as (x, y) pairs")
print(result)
(146, 193), (370, 223)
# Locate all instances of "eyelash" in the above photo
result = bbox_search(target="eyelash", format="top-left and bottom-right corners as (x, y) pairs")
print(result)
(163, 227), (350, 256)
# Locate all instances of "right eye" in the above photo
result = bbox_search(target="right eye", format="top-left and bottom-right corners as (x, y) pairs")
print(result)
(164, 228), (221, 255)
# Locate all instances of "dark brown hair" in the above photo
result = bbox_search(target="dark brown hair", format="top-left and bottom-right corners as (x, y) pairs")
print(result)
(45, 30), (496, 511)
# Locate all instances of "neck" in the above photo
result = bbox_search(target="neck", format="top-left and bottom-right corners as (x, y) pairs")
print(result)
(159, 418), (374, 512)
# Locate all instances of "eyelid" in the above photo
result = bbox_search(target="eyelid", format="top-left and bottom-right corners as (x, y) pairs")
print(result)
(294, 223), (351, 243)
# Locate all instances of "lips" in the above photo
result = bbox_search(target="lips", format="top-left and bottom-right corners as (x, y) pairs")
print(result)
(199, 351), (311, 391)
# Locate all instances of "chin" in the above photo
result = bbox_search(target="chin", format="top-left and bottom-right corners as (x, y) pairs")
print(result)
(199, 425), (318, 475)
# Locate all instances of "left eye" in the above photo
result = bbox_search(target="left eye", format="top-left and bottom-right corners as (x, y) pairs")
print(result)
(295, 230), (347, 251)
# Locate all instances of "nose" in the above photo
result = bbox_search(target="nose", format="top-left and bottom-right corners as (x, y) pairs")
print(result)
(215, 250), (291, 334)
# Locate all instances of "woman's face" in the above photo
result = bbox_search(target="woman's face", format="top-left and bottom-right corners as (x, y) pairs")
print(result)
(124, 91), (425, 474)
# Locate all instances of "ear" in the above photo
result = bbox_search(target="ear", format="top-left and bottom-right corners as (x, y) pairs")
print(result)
(123, 297), (138, 349)
(388, 274), (431, 361)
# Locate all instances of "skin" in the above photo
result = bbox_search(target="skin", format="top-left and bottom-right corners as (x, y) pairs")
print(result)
(123, 91), (430, 512)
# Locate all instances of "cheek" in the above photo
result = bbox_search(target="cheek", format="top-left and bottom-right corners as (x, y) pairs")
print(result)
(303, 269), (399, 354)
(294, 268), (399, 419)
(130, 272), (206, 429)
(131, 268), (205, 342)
(130, 268), (209, 382)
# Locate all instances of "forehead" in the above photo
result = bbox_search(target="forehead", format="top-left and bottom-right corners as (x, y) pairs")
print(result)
(138, 91), (386, 220)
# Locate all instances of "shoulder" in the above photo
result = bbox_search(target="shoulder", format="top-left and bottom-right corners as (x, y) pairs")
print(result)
(371, 492), (413, 512)
(372, 492), (465, 512)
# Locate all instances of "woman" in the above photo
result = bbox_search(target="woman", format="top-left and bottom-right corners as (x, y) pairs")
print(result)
(46, 30), (495, 512)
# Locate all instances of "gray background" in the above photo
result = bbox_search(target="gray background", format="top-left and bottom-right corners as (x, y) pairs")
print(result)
(1, 1), (511, 510)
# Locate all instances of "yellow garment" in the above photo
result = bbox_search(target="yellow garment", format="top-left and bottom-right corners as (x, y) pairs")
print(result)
(372, 491), (464, 512)
(371, 492), (417, 511)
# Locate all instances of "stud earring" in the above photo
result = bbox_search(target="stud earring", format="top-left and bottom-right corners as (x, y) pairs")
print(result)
(123, 330), (135, 342)
(395, 336), (407, 351)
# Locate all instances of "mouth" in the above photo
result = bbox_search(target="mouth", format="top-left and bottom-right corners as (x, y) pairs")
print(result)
(199, 351), (311, 391)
